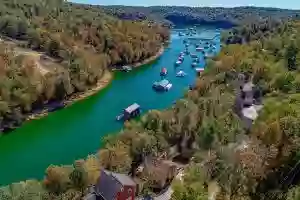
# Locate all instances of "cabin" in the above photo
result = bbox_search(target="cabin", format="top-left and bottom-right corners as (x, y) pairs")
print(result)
(152, 79), (172, 91)
(86, 170), (137, 200)
(123, 103), (141, 121)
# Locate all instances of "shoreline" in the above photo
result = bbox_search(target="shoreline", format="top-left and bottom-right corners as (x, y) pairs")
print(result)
(25, 45), (165, 122)
(112, 45), (165, 71)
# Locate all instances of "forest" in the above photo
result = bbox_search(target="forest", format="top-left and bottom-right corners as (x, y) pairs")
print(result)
(101, 5), (300, 27)
(1, 11), (300, 200)
(0, 0), (169, 133)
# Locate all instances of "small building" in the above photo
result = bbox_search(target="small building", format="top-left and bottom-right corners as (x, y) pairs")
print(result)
(93, 170), (137, 200)
(124, 103), (141, 121)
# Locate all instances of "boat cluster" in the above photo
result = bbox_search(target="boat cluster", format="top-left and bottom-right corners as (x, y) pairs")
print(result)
(178, 27), (197, 37)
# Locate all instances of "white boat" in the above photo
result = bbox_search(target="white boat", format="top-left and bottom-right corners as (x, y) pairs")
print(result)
(195, 68), (205, 73)
(191, 62), (198, 67)
(196, 47), (204, 52)
(175, 60), (182, 65)
(176, 70), (187, 77)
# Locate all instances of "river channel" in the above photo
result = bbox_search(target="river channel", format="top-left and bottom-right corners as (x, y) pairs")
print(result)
(0, 27), (221, 186)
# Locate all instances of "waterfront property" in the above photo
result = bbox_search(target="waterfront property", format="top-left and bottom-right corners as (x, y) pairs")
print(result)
(85, 170), (137, 200)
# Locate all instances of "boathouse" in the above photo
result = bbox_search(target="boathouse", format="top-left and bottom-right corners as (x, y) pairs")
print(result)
(124, 103), (141, 120)
(152, 79), (172, 91)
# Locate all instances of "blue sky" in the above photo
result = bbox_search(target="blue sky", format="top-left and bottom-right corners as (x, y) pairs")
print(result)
(71, 0), (300, 10)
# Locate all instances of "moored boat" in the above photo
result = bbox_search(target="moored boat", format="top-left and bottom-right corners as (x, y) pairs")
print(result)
(196, 47), (204, 52)
(160, 67), (168, 76)
(190, 53), (198, 58)
(176, 70), (187, 77)
(193, 57), (200, 63)
(195, 68), (205, 74)
(122, 65), (132, 72)
(191, 62), (198, 67)
(175, 60), (182, 66)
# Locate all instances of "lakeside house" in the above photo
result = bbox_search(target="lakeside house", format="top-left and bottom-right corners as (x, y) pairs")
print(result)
(85, 170), (137, 200)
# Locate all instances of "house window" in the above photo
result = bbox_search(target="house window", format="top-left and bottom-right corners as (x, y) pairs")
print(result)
(128, 188), (132, 195)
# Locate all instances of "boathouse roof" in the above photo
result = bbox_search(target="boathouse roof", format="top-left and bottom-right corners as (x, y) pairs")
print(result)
(159, 79), (170, 87)
(125, 103), (140, 114)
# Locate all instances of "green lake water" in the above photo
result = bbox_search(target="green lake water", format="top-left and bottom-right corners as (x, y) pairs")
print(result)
(0, 27), (221, 186)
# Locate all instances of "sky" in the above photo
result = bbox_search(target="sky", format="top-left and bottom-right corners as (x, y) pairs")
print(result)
(71, 0), (300, 10)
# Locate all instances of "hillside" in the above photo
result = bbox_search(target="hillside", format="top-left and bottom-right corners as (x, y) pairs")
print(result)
(101, 6), (300, 27)
(0, 0), (169, 133)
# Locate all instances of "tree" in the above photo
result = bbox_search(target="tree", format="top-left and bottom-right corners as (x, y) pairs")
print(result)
(69, 161), (88, 193)
(285, 42), (298, 71)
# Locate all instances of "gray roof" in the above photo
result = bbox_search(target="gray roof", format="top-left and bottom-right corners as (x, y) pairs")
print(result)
(95, 170), (123, 200)
(242, 82), (254, 92)
(158, 79), (169, 87)
(110, 171), (136, 186)
(125, 103), (140, 114)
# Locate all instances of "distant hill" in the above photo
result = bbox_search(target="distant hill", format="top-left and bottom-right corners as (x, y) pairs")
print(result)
(101, 6), (300, 27)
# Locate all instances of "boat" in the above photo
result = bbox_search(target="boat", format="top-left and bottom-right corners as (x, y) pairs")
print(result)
(191, 62), (198, 67)
(160, 67), (168, 76)
(175, 60), (182, 66)
(178, 56), (184, 61)
(195, 68), (205, 73)
(153, 79), (172, 91)
(176, 70), (187, 77)
(184, 49), (190, 55)
(178, 32), (184, 36)
(190, 53), (198, 58)
(122, 65), (132, 72)
(183, 39), (187, 44)
(196, 47), (204, 52)
(193, 57), (200, 63)
(116, 103), (141, 121)
(185, 43), (189, 47)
